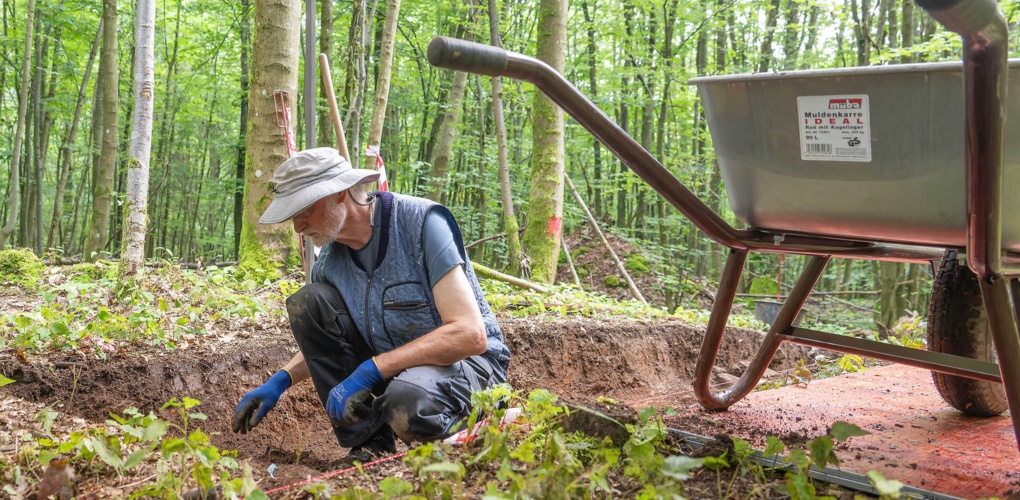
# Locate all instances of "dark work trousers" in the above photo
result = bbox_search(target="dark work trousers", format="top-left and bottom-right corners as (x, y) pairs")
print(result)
(286, 283), (505, 448)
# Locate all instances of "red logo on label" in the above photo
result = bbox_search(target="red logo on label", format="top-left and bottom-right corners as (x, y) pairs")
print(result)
(828, 98), (862, 109)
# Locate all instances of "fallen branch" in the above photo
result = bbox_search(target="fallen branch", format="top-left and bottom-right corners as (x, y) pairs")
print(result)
(466, 233), (507, 249)
(472, 262), (548, 293)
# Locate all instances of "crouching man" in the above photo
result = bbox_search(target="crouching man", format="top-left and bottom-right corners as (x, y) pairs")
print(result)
(231, 147), (510, 461)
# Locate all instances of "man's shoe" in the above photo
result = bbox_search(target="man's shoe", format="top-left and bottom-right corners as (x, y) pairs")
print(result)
(346, 427), (397, 463)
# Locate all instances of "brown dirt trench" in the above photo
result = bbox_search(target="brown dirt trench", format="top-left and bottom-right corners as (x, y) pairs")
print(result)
(0, 315), (832, 493)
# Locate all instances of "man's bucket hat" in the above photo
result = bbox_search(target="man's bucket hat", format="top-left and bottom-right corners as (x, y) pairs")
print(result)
(259, 147), (380, 224)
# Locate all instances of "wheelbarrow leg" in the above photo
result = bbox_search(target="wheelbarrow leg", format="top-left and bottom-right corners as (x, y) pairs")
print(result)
(979, 277), (1020, 451)
(695, 252), (830, 410)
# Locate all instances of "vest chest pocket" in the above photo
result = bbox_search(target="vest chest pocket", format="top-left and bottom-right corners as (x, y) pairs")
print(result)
(382, 282), (439, 347)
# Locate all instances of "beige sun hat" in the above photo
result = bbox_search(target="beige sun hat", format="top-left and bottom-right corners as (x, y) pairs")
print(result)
(258, 147), (380, 224)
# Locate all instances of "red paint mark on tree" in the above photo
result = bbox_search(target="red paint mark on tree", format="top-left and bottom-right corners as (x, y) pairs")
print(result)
(548, 216), (562, 236)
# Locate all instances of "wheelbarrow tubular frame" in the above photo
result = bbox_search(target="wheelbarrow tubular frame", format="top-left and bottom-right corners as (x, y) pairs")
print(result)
(426, 0), (1020, 451)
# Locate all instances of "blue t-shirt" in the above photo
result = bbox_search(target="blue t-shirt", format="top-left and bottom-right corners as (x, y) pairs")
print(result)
(352, 206), (464, 287)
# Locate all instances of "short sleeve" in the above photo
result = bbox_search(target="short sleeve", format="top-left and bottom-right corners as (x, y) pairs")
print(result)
(423, 210), (465, 288)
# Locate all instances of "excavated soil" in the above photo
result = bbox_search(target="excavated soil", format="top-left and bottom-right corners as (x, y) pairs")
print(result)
(0, 314), (816, 493)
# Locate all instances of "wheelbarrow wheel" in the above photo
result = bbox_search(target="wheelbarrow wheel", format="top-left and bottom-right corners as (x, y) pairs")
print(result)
(927, 249), (1008, 417)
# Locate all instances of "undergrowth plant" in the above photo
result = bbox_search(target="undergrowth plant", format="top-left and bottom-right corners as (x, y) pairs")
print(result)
(4, 399), (264, 499)
(0, 261), (298, 353)
(295, 386), (898, 499)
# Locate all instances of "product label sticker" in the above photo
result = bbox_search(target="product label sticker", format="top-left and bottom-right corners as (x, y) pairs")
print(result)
(797, 95), (871, 162)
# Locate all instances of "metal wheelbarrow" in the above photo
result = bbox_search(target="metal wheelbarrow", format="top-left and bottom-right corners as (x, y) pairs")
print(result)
(426, 0), (1020, 452)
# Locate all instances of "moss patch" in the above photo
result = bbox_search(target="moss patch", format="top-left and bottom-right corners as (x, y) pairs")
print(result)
(0, 249), (46, 289)
(624, 253), (650, 274)
(67, 261), (117, 283)
(604, 275), (621, 287)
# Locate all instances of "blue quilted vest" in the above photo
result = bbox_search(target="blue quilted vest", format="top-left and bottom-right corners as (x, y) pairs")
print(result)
(311, 192), (510, 377)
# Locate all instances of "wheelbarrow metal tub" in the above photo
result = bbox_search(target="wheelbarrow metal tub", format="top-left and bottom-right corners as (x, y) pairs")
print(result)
(690, 61), (1020, 253)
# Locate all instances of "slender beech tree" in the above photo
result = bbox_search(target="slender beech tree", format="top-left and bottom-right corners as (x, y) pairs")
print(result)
(234, 0), (251, 256)
(757, 0), (782, 72)
(48, 22), (102, 250)
(425, 3), (477, 202)
(0, 0), (34, 249)
(119, 0), (156, 279)
(239, 0), (301, 275)
(488, 0), (523, 276)
(363, 0), (401, 170)
(522, 0), (567, 283)
(902, 0), (915, 63)
(317, 0), (334, 149)
(84, 0), (119, 261)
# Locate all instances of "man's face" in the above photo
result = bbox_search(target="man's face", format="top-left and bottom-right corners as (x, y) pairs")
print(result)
(292, 191), (348, 247)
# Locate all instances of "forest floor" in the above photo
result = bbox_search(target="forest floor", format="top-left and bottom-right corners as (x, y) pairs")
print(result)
(2, 291), (870, 498)
(1, 246), (1006, 498)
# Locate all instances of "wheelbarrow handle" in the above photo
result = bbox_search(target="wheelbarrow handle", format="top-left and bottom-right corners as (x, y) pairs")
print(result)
(426, 36), (749, 249)
(427, 37), (508, 77)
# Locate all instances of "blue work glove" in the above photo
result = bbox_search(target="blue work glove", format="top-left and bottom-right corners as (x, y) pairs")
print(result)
(231, 370), (291, 434)
(327, 358), (384, 427)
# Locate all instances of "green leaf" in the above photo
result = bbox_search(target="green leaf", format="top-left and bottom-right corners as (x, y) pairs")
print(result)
(50, 322), (71, 336)
(732, 437), (752, 460)
(141, 420), (169, 442)
(809, 435), (836, 469)
(90, 436), (124, 470)
(35, 407), (58, 435)
(188, 412), (207, 421)
(162, 437), (189, 455)
(38, 451), (60, 466)
(785, 472), (816, 500)
(661, 455), (704, 480)
(182, 397), (201, 409)
(421, 461), (465, 476)
(379, 477), (414, 498)
(703, 452), (730, 471)
(829, 421), (870, 441)
(98, 308), (111, 321)
(867, 470), (903, 498)
(124, 446), (152, 469)
(0, 374), (16, 388)
(764, 436), (786, 457)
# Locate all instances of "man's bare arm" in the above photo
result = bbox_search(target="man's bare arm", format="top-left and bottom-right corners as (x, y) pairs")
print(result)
(282, 352), (310, 385)
(374, 265), (487, 378)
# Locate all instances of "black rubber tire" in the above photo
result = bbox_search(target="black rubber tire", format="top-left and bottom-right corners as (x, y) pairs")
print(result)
(927, 249), (1008, 417)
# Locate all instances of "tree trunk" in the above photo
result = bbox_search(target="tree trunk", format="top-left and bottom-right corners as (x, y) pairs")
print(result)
(316, 0), (334, 148)
(84, 0), (119, 261)
(0, 0), (34, 248)
(901, 0), (914, 63)
(425, 2), (476, 202)
(850, 0), (871, 66)
(27, 27), (44, 251)
(234, 0), (250, 258)
(884, 0), (898, 62)
(239, 0), (302, 275)
(363, 0), (401, 171)
(48, 22), (101, 251)
(757, 0), (781, 72)
(801, 5), (820, 68)
(657, 0), (678, 248)
(488, 0), (523, 276)
(522, 0), (567, 283)
(781, 0), (801, 69)
(118, 0), (155, 280)
(581, 0), (602, 218)
(877, 261), (906, 331)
